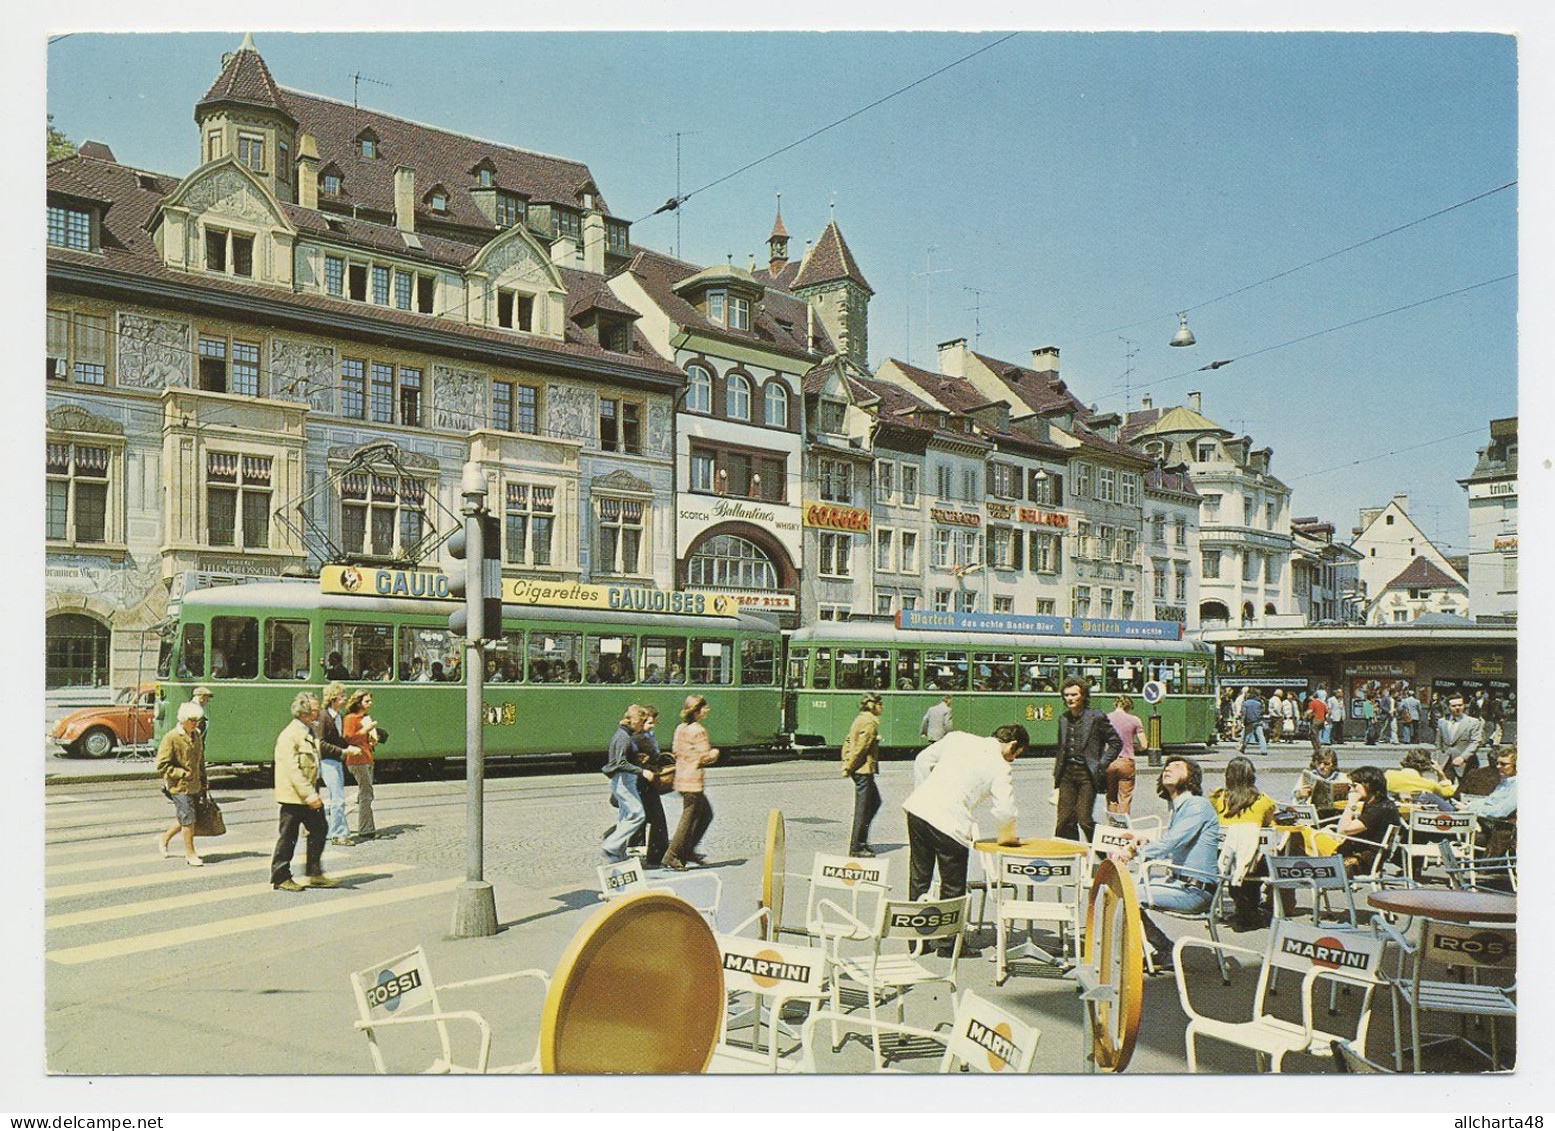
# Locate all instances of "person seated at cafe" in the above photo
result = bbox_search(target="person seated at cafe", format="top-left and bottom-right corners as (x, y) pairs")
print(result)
(1329, 765), (1401, 876)
(1293, 747), (1346, 811)
(1386, 748), (1456, 810)
(1457, 747), (1517, 821)
(1209, 756), (1276, 931)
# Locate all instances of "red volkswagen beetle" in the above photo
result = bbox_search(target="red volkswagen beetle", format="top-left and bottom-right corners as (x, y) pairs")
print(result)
(51, 684), (157, 758)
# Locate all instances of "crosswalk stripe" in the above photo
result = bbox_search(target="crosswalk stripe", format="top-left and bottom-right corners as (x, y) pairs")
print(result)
(45, 864), (415, 929)
(50, 852), (302, 899)
(46, 877), (463, 965)
(46, 838), (278, 876)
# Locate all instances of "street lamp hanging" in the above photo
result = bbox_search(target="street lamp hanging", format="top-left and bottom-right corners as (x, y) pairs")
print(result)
(1170, 312), (1196, 348)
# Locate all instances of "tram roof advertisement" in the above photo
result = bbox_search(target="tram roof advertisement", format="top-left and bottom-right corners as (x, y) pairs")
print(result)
(896, 608), (1185, 641)
(318, 565), (742, 617)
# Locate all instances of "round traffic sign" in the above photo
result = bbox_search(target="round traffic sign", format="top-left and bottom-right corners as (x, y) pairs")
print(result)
(1142, 680), (1166, 705)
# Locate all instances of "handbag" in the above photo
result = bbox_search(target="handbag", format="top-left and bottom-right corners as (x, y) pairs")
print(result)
(191, 792), (226, 838)
(652, 765), (677, 794)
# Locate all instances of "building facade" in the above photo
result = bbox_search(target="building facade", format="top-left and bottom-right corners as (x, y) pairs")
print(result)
(1459, 417), (1517, 621)
(1290, 517), (1364, 624)
(1142, 466), (1201, 631)
(1349, 494), (1466, 614)
(46, 36), (681, 691)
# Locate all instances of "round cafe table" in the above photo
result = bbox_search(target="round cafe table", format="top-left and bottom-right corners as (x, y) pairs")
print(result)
(1366, 888), (1516, 924)
(973, 836), (1089, 858)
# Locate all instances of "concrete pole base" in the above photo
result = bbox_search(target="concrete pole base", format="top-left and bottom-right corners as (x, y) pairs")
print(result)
(450, 880), (499, 938)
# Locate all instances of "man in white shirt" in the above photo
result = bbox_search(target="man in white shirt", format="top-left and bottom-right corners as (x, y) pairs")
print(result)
(902, 724), (1029, 952)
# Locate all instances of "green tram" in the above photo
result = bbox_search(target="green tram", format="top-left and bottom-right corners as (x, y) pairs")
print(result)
(785, 621), (1218, 752)
(154, 579), (785, 765)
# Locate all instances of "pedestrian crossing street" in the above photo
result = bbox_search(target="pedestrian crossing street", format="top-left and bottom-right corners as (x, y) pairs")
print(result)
(45, 789), (456, 967)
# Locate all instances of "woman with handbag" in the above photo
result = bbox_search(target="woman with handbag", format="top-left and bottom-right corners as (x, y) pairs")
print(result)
(155, 701), (208, 866)
(341, 689), (380, 840)
(663, 695), (719, 871)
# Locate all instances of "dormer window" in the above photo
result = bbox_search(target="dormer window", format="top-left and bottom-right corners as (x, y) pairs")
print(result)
(705, 290), (751, 331)
(204, 227), (254, 278)
(496, 289), (534, 332)
(357, 131), (378, 159)
(322, 172), (342, 195)
(600, 319), (631, 354)
(478, 166), (494, 188)
(495, 191), (524, 227)
(818, 400), (846, 434)
(429, 190), (448, 213)
(47, 205), (93, 252)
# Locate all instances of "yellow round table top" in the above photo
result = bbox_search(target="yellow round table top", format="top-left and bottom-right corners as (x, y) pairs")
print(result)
(973, 836), (1089, 858)
(540, 890), (725, 1074)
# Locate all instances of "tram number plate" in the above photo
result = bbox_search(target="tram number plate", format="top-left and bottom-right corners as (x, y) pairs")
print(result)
(1023, 704), (1055, 722)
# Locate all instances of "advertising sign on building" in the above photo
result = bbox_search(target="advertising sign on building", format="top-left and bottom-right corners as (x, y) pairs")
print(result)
(802, 502), (870, 532)
(675, 494), (802, 561)
(930, 507), (981, 528)
(320, 565), (743, 617)
(897, 608), (1184, 640)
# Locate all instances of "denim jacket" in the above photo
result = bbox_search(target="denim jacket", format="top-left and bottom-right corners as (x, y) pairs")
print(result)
(1141, 793), (1222, 882)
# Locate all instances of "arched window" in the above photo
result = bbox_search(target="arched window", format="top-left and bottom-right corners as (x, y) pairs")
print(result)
(685, 365), (712, 414)
(763, 382), (789, 428)
(1264, 602), (1277, 617)
(726, 373), (752, 420)
(46, 612), (112, 689)
(686, 534), (778, 591)
(1240, 602), (1255, 625)
(1200, 600), (1230, 628)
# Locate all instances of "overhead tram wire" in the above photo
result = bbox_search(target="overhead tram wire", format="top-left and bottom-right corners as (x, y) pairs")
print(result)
(1062, 180), (1519, 347)
(1091, 272), (1517, 408)
(1286, 427), (1487, 483)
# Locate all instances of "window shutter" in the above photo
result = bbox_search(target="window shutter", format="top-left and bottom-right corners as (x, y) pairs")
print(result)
(1052, 472), (1064, 504)
(985, 532), (995, 567)
(985, 462), (996, 496)
(1054, 535), (1063, 575)
(75, 314), (108, 365)
(1012, 529), (1024, 571)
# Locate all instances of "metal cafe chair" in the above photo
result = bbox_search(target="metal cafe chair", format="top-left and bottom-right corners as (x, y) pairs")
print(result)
(1174, 921), (1386, 1073)
(797, 989), (1040, 1074)
(993, 851), (1087, 982)
(1379, 917), (1516, 1072)
(597, 856), (722, 928)
(709, 908), (827, 1073)
(1401, 809), (1478, 884)
(777, 851), (892, 946)
(1138, 855), (1233, 985)
(349, 945), (548, 1074)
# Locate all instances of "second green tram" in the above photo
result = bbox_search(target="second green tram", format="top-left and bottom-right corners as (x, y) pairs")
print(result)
(785, 622), (1217, 751)
(155, 581), (786, 764)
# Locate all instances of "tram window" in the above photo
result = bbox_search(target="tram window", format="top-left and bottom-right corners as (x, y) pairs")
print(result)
(812, 649), (833, 689)
(157, 628), (176, 680)
(264, 619), (311, 680)
(586, 635), (637, 684)
(786, 648), (809, 688)
(1064, 655), (1103, 693)
(894, 651), (921, 691)
(398, 625), (458, 681)
(1149, 659), (1182, 688)
(1184, 659), (1210, 694)
(1105, 657), (1145, 695)
(691, 638), (734, 685)
(972, 652), (1016, 692)
(640, 637), (687, 684)
(326, 622), (395, 682)
(491, 632), (524, 682)
(528, 632), (581, 684)
(740, 638), (777, 686)
(177, 623), (205, 679)
(925, 651), (969, 692)
(1019, 654), (1061, 693)
(210, 616), (258, 680)
(837, 648), (890, 691)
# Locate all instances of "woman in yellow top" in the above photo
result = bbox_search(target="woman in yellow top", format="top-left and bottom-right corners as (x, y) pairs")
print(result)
(1209, 756), (1275, 930)
(1385, 749), (1456, 810)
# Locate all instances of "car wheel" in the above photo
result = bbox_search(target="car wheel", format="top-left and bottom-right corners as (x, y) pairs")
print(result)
(77, 728), (117, 759)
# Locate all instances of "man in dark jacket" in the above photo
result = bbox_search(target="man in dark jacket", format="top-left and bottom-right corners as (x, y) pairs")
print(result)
(1053, 676), (1122, 842)
(601, 705), (653, 864)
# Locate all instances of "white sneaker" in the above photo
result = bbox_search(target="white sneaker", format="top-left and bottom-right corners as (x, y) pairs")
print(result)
(185, 854), (205, 867)
(157, 837), (171, 859)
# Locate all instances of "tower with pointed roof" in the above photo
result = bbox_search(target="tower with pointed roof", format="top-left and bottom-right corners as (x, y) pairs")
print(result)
(791, 217), (873, 368)
(194, 33), (300, 203)
(767, 194), (790, 275)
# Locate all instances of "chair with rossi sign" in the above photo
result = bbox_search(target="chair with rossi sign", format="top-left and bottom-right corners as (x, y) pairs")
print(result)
(597, 856), (723, 929)
(1401, 808), (1479, 884)
(993, 852), (1088, 983)
(1378, 917), (1516, 1072)
(777, 851), (892, 948)
(797, 990), (1040, 1074)
(709, 908), (828, 1073)
(1173, 920), (1387, 1073)
(1439, 842), (1517, 894)
(818, 894), (973, 1069)
(349, 945), (549, 1074)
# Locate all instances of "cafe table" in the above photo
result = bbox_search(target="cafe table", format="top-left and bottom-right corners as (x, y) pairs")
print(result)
(970, 837), (1091, 970)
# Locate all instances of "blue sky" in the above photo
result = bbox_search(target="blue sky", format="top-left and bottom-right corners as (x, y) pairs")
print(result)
(46, 30), (1517, 551)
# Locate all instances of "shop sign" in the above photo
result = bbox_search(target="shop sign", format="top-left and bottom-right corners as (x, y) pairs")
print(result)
(692, 589), (798, 613)
(676, 496), (801, 532)
(1019, 508), (1069, 528)
(1343, 661), (1415, 679)
(802, 502), (870, 532)
(898, 608), (1183, 640)
(195, 557), (285, 576)
(987, 502), (1016, 520)
(1493, 537), (1518, 552)
(930, 507), (981, 528)
(1470, 655), (1505, 676)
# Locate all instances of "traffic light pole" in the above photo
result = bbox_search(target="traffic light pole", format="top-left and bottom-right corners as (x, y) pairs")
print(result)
(451, 462), (498, 939)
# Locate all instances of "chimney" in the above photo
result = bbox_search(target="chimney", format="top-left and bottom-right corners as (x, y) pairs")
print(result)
(1391, 493), (1410, 514)
(296, 134), (319, 210)
(937, 338), (968, 378)
(1030, 345), (1060, 376)
(393, 166), (415, 232)
(550, 236), (578, 265)
(1188, 390), (1202, 413)
(1141, 393), (1153, 410)
(582, 212), (607, 274)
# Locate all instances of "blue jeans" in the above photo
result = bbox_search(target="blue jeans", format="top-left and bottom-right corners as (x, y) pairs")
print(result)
(602, 773), (646, 863)
(318, 758), (349, 839)
(1239, 722), (1267, 754)
(1140, 880), (1214, 957)
(1320, 722), (1333, 745)
(849, 772), (881, 852)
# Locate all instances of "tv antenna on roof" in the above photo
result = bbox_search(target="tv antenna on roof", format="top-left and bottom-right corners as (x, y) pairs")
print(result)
(1118, 336), (1140, 413)
(350, 71), (391, 109)
(964, 286), (992, 349)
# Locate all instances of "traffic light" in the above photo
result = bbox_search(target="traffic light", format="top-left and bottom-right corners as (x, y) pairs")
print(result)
(448, 511), (503, 642)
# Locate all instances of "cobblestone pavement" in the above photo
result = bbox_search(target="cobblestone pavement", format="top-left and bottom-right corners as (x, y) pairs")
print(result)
(42, 748), (1513, 1076)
